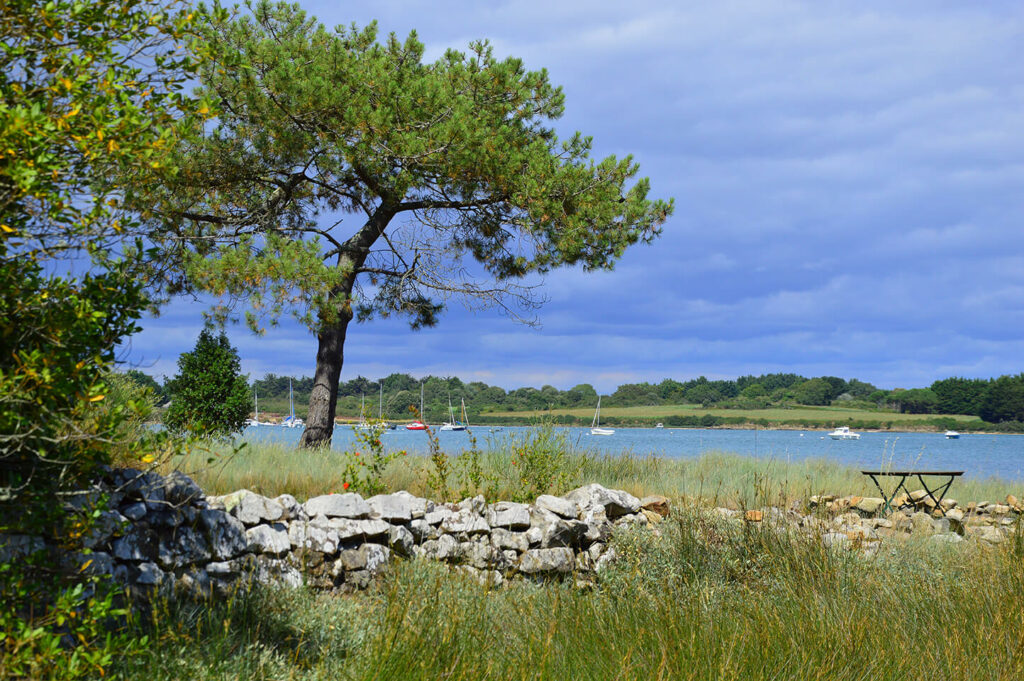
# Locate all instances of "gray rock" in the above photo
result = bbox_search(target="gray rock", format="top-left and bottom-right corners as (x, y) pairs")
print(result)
(304, 493), (371, 519)
(163, 471), (203, 505)
(246, 523), (291, 556)
(421, 534), (462, 561)
(564, 484), (641, 518)
(974, 526), (1005, 544)
(178, 569), (213, 598)
(441, 508), (490, 535)
(424, 507), (456, 526)
(273, 494), (306, 521)
(525, 526), (543, 546)
(255, 557), (303, 588)
(518, 547), (575, 574)
(367, 493), (414, 522)
(409, 518), (438, 541)
(224, 490), (285, 526)
(158, 526), (211, 569)
(486, 501), (531, 529)
(536, 495), (579, 519)
(147, 509), (184, 529)
(336, 544), (391, 574)
(596, 547), (618, 573)
(117, 469), (167, 508)
(112, 526), (158, 562)
(930, 533), (964, 544)
(457, 495), (486, 514)
(121, 502), (148, 521)
(822, 532), (850, 549)
(326, 517), (391, 541)
(388, 524), (415, 557)
(288, 522), (339, 554)
(199, 509), (249, 560)
(461, 541), (507, 570)
(392, 490), (433, 518)
(69, 551), (114, 577)
(136, 561), (166, 586)
(83, 511), (126, 549)
(490, 528), (530, 552)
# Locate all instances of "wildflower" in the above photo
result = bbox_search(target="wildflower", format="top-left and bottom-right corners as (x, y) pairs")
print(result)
(354, 451), (360, 457)
(343, 482), (350, 490)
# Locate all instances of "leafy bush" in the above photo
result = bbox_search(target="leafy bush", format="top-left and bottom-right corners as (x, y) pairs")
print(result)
(164, 329), (253, 437)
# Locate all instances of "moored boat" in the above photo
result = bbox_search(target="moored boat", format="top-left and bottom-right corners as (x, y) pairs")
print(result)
(828, 426), (860, 440)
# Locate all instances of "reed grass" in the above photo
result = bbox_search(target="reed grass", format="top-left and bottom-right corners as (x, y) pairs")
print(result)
(165, 438), (1023, 508)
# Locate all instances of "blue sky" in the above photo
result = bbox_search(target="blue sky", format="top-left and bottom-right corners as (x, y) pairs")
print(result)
(123, 0), (1024, 392)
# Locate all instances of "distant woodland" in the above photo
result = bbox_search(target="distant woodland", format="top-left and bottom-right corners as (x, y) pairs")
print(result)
(128, 370), (1024, 428)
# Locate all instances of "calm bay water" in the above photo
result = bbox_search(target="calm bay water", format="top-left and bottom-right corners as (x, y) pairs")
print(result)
(241, 425), (1024, 482)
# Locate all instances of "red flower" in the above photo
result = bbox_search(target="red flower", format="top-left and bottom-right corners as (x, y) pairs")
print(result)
(343, 482), (350, 490)
(354, 452), (360, 457)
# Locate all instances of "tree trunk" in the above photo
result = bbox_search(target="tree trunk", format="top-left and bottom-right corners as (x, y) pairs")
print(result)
(298, 309), (353, 448)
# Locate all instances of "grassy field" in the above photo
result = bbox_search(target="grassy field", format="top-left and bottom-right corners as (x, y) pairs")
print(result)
(117, 434), (1024, 680)
(487, 403), (976, 424)
(168, 438), (1023, 511)
(115, 504), (1024, 681)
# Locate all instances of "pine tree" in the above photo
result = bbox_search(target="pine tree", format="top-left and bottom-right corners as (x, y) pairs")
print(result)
(140, 1), (674, 447)
(164, 330), (253, 436)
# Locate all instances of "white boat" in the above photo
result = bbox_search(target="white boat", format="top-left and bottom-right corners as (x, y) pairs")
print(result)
(590, 396), (614, 436)
(828, 426), (859, 440)
(945, 430), (960, 439)
(439, 394), (467, 431)
(655, 422), (664, 429)
(282, 378), (303, 428)
(406, 382), (427, 430)
(246, 387), (276, 426)
(354, 393), (372, 430)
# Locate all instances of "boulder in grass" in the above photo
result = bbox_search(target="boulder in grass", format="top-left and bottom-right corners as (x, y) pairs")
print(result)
(535, 495), (579, 520)
(564, 484), (641, 518)
(518, 547), (574, 574)
(640, 495), (671, 518)
(853, 497), (885, 516)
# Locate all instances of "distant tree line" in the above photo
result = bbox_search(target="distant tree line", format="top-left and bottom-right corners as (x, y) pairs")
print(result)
(125, 370), (1024, 426)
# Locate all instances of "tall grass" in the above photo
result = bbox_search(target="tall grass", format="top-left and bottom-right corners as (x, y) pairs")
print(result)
(165, 438), (1022, 506)
(115, 506), (1024, 680)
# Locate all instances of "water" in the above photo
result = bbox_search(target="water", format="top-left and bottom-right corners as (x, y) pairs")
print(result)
(241, 425), (1024, 482)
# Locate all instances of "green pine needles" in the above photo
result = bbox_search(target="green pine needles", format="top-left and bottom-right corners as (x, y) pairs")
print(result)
(142, 0), (674, 447)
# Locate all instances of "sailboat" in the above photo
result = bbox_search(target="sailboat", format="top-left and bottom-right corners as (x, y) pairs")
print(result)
(379, 383), (396, 430)
(245, 387), (261, 427)
(353, 393), (372, 430)
(406, 382), (428, 430)
(439, 394), (467, 431)
(282, 378), (303, 428)
(590, 396), (614, 436)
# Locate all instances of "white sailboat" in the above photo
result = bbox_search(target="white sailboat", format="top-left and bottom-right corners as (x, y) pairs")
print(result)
(354, 393), (371, 430)
(590, 396), (614, 436)
(379, 383), (395, 430)
(439, 394), (467, 431)
(282, 378), (303, 428)
(406, 382), (427, 430)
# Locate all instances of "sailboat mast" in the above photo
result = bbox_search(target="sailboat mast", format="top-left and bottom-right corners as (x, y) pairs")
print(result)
(289, 378), (295, 420)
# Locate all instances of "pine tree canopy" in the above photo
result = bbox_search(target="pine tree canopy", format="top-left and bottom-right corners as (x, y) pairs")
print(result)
(143, 0), (674, 329)
(139, 0), (673, 446)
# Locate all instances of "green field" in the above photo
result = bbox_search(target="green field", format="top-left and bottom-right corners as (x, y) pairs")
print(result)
(487, 403), (976, 425)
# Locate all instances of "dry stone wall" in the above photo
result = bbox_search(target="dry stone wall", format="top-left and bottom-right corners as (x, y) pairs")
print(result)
(0, 469), (668, 599)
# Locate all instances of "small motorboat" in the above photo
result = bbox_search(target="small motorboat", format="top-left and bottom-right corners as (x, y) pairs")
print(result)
(828, 426), (860, 440)
(945, 430), (960, 439)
